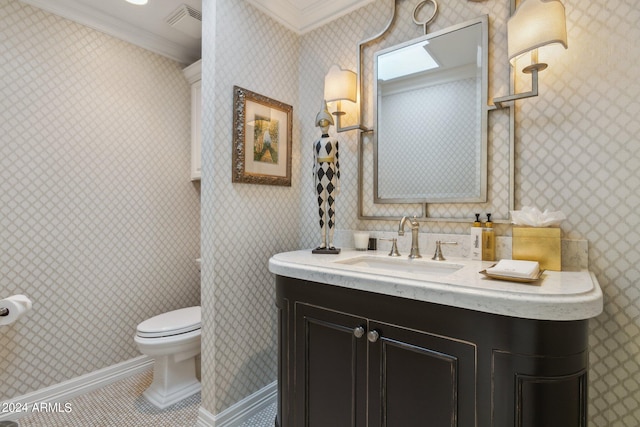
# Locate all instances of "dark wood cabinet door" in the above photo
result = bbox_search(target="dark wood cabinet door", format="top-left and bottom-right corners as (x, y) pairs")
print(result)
(294, 303), (368, 427)
(367, 321), (477, 427)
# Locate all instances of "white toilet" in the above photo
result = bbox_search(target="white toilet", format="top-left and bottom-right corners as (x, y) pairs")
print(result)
(134, 306), (201, 409)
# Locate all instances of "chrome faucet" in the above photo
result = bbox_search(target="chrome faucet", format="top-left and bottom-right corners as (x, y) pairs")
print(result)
(398, 216), (421, 259)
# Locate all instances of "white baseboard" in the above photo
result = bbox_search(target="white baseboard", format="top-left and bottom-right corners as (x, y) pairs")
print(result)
(0, 355), (153, 422)
(196, 381), (277, 427)
(196, 407), (217, 427)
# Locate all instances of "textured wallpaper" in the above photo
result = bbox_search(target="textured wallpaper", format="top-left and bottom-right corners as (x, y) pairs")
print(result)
(515, 1), (640, 424)
(0, 0), (201, 400)
(200, 0), (301, 414)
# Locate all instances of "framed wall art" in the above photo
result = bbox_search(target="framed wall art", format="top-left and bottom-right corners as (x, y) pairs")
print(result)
(232, 86), (293, 186)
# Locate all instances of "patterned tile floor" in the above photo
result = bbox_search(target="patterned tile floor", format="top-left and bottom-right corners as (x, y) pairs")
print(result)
(238, 402), (276, 427)
(14, 369), (276, 427)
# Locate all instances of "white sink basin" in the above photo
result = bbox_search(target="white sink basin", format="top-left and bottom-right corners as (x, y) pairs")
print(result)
(335, 255), (463, 277)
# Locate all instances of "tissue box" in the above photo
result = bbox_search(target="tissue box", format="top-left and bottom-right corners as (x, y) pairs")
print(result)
(512, 227), (561, 271)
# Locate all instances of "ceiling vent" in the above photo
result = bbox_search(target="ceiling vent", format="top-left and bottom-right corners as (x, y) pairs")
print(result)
(166, 4), (202, 39)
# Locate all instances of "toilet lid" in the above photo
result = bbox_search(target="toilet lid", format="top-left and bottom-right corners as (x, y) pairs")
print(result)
(136, 306), (201, 338)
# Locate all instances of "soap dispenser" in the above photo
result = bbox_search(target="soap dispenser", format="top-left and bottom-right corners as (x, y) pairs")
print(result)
(482, 213), (495, 261)
(470, 213), (483, 260)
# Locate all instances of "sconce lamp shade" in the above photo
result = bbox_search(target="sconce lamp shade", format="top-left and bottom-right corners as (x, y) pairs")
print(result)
(507, 0), (567, 63)
(324, 65), (357, 103)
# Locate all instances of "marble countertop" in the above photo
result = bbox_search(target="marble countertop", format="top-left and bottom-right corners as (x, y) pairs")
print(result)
(269, 249), (603, 321)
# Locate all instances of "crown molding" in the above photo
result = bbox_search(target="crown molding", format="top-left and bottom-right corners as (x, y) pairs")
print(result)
(246, 0), (375, 34)
(20, 0), (200, 64)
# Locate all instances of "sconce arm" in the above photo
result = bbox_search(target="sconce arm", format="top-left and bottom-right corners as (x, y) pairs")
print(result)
(335, 114), (372, 133)
(491, 62), (546, 110)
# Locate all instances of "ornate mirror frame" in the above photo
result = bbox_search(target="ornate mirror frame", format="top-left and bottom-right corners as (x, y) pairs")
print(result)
(354, 0), (517, 223)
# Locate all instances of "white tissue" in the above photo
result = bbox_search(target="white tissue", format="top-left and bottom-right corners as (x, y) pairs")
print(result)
(486, 260), (540, 279)
(0, 295), (33, 326)
(510, 206), (566, 227)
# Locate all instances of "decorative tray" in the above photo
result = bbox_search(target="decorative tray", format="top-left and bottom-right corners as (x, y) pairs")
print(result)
(479, 266), (544, 284)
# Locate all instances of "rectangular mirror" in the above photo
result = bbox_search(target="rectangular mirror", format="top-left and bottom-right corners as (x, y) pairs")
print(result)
(373, 16), (488, 203)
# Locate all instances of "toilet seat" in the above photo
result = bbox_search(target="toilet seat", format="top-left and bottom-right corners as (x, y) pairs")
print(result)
(136, 306), (201, 339)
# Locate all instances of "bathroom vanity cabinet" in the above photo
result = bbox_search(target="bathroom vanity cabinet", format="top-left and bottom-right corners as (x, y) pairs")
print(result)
(276, 276), (587, 427)
(270, 250), (602, 427)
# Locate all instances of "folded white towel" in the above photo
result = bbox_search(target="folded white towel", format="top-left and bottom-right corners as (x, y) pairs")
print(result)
(486, 260), (540, 279)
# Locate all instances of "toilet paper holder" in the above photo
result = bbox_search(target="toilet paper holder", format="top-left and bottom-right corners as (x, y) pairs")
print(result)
(0, 295), (33, 326)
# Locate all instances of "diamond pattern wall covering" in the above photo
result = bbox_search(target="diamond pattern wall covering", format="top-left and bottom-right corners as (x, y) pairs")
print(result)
(0, 0), (200, 401)
(200, 0), (301, 414)
(515, 2), (640, 424)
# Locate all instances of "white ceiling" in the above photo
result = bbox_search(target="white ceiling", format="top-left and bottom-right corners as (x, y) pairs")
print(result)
(20, 0), (203, 64)
(19, 0), (374, 65)
(246, 0), (374, 34)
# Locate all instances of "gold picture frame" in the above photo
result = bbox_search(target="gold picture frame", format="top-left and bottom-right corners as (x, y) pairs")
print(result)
(232, 86), (293, 186)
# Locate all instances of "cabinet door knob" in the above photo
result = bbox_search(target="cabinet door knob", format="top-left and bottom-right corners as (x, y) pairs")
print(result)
(353, 326), (366, 338)
(367, 330), (380, 343)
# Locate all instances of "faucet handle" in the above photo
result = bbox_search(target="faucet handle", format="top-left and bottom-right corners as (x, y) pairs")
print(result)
(379, 238), (401, 257)
(432, 241), (458, 261)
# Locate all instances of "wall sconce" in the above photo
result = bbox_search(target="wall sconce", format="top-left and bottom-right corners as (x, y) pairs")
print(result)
(492, 0), (567, 109)
(324, 64), (356, 115)
(324, 64), (358, 131)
